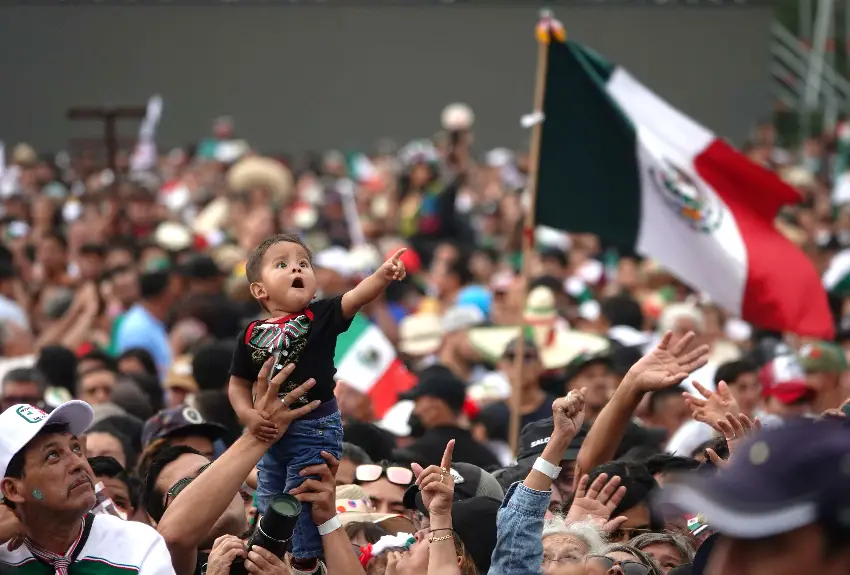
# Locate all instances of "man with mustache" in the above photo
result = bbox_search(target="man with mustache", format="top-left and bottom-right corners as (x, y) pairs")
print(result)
(0, 401), (174, 575)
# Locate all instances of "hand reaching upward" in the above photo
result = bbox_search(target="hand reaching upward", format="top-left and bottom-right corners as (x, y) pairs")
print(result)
(628, 331), (709, 393)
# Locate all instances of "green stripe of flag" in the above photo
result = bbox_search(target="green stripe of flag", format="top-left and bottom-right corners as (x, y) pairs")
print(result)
(535, 41), (641, 251)
(334, 313), (370, 364)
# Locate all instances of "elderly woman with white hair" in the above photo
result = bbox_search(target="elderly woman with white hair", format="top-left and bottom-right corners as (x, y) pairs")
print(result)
(629, 531), (695, 574)
(541, 518), (607, 574)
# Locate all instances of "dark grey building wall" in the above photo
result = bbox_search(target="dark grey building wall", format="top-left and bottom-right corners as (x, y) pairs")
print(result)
(0, 5), (772, 153)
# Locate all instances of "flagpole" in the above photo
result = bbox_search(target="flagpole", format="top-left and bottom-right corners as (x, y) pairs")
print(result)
(509, 10), (564, 456)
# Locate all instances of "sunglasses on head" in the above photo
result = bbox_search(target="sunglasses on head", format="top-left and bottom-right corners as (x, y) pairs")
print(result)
(355, 464), (414, 486)
(165, 462), (212, 508)
(586, 555), (652, 575)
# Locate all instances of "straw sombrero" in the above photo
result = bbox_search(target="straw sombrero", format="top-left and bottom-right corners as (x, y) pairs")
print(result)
(227, 156), (293, 205)
(467, 286), (609, 370)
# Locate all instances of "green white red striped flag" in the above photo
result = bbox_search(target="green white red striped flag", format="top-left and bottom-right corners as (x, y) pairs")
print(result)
(535, 40), (833, 339)
(334, 314), (416, 418)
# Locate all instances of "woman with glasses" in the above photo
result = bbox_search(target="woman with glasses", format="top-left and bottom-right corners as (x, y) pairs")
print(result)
(354, 461), (415, 518)
(541, 519), (606, 574)
(583, 544), (663, 575)
(628, 532), (694, 575)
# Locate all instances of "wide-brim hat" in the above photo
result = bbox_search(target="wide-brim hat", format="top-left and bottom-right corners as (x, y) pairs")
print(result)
(227, 156), (293, 205)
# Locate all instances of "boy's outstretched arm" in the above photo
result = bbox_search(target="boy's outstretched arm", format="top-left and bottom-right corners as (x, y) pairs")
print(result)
(341, 248), (407, 319)
(228, 373), (278, 442)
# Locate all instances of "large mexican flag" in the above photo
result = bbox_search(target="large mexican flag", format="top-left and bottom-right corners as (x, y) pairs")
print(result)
(535, 40), (834, 339)
(334, 314), (416, 418)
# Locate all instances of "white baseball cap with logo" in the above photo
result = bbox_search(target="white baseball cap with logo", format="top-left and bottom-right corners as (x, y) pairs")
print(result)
(0, 401), (94, 479)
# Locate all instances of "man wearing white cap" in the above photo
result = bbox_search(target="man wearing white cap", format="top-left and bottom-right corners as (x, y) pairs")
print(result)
(0, 401), (174, 575)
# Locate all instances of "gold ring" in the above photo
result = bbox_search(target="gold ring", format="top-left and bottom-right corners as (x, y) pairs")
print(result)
(439, 473), (445, 483)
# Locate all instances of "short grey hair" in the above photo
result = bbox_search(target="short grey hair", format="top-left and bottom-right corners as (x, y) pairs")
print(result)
(629, 531), (695, 563)
(599, 544), (663, 575)
(342, 442), (372, 465)
(658, 303), (705, 334)
(542, 518), (607, 555)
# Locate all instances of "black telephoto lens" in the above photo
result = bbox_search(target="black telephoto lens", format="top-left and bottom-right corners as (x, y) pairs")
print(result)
(229, 494), (301, 575)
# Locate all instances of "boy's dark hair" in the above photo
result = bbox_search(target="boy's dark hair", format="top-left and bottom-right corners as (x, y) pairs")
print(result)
(647, 386), (684, 416)
(86, 421), (138, 470)
(117, 348), (159, 379)
(2, 367), (49, 392)
(246, 234), (312, 285)
(88, 455), (131, 492)
(600, 294), (644, 331)
(142, 444), (205, 522)
(714, 359), (757, 386)
(139, 270), (173, 300)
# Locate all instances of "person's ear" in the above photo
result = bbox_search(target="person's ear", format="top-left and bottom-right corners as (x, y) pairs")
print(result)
(249, 281), (267, 303)
(1, 478), (26, 506)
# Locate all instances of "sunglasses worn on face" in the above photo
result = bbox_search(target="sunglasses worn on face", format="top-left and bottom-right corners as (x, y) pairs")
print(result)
(667, 564), (693, 575)
(586, 555), (651, 575)
(355, 464), (414, 486)
(165, 462), (212, 508)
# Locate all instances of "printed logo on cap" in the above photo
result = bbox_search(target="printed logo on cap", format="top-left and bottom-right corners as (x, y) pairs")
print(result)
(182, 407), (204, 425)
(15, 405), (46, 424)
(530, 437), (550, 449)
(450, 468), (464, 484)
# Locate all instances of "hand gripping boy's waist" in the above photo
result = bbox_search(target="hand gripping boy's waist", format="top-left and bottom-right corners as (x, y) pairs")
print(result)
(289, 397), (339, 420)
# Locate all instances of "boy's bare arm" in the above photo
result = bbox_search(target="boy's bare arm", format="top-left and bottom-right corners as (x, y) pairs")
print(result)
(228, 375), (256, 422)
(341, 249), (407, 319)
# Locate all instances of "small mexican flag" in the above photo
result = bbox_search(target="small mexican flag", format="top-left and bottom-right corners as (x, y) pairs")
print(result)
(334, 314), (416, 418)
(535, 40), (834, 339)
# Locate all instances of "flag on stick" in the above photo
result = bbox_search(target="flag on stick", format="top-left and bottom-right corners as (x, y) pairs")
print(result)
(535, 40), (834, 339)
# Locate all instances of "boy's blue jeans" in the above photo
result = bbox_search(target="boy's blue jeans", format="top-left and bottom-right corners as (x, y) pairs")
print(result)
(256, 402), (343, 560)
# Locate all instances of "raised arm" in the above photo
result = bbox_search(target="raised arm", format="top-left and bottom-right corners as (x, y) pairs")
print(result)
(574, 331), (709, 484)
(341, 249), (407, 319)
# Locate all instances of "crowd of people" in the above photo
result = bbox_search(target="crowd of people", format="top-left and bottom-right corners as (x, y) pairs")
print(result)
(0, 104), (850, 575)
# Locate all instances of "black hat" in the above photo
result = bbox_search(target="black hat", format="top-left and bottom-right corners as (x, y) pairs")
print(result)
(654, 419), (850, 539)
(178, 255), (224, 280)
(399, 366), (466, 412)
(141, 406), (227, 447)
(515, 417), (586, 465)
(449, 497), (500, 573)
(403, 462), (504, 512)
(563, 351), (613, 384)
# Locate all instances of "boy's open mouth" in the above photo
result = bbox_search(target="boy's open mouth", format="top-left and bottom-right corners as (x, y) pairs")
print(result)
(292, 277), (304, 289)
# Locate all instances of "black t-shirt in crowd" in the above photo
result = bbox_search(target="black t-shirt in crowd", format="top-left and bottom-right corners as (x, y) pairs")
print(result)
(229, 296), (352, 406)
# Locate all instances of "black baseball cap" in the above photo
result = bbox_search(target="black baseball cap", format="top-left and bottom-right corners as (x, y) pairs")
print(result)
(563, 351), (613, 384)
(515, 416), (586, 466)
(654, 418), (850, 539)
(448, 497), (500, 573)
(403, 462), (504, 513)
(399, 365), (466, 412)
(141, 406), (227, 447)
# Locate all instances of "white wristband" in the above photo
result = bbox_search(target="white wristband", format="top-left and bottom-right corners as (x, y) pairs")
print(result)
(532, 457), (562, 480)
(317, 515), (341, 535)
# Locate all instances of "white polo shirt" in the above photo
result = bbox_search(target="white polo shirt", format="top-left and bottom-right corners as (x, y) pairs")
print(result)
(0, 514), (175, 575)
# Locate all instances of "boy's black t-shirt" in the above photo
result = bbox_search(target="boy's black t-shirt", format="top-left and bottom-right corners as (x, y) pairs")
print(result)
(229, 296), (352, 406)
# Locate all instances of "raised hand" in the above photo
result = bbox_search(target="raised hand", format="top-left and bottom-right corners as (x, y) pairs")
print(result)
(684, 380), (741, 429)
(411, 440), (455, 518)
(564, 474), (628, 533)
(289, 452), (339, 526)
(379, 249), (408, 282)
(712, 412), (761, 462)
(552, 388), (587, 441)
(253, 359), (320, 442)
(628, 331), (709, 393)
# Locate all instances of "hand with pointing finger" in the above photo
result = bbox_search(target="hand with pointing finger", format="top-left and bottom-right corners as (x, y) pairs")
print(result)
(379, 248), (408, 282)
(411, 440), (455, 517)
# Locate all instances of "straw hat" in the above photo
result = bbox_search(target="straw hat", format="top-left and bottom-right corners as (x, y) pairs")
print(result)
(154, 221), (194, 252)
(398, 314), (442, 357)
(164, 355), (198, 393)
(335, 484), (414, 535)
(227, 156), (293, 205)
(467, 286), (609, 370)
